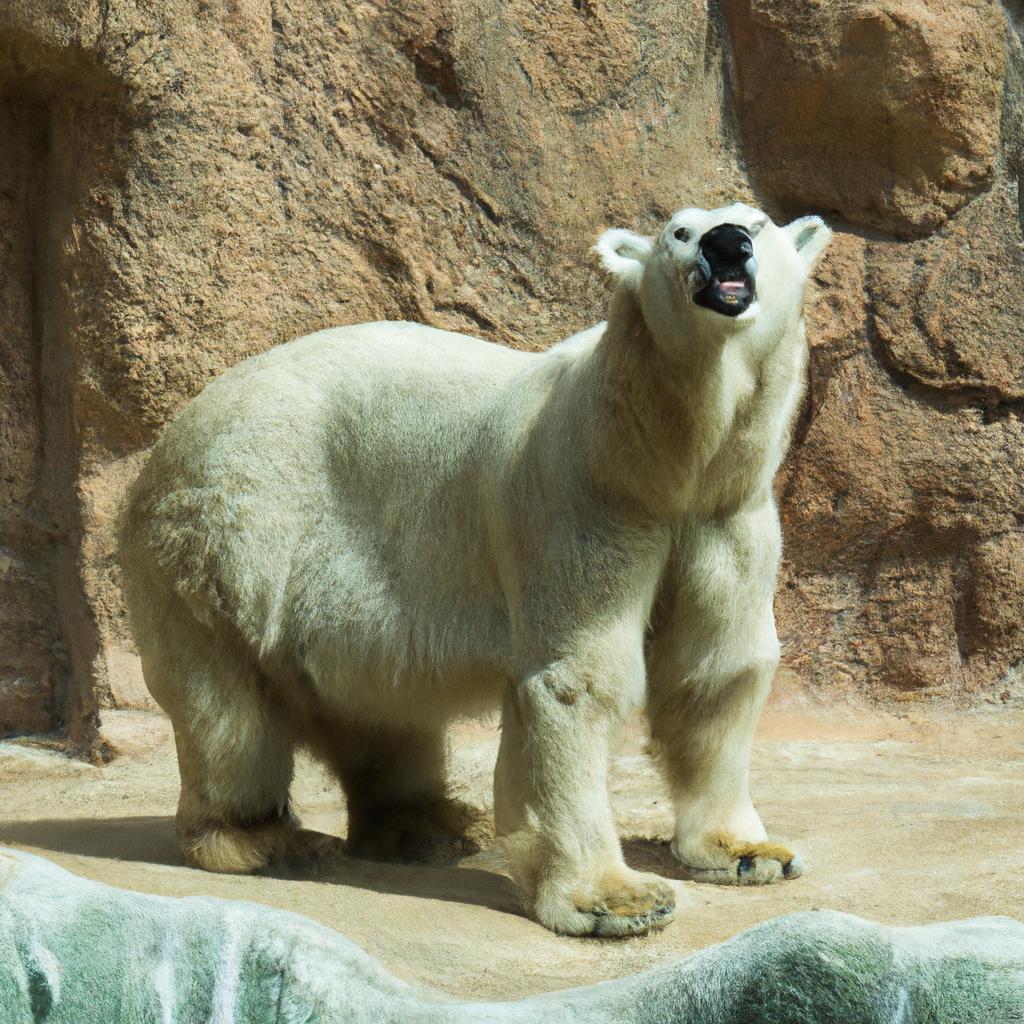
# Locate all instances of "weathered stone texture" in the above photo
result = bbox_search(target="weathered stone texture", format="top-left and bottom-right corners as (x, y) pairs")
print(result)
(0, 0), (1021, 742)
(5, 848), (1024, 1024)
(780, 195), (1024, 696)
(0, 0), (743, 745)
(0, 100), (58, 736)
(726, 0), (1006, 238)
(869, 186), (1024, 399)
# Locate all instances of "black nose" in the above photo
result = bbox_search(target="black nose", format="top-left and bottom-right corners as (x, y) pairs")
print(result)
(699, 223), (753, 263)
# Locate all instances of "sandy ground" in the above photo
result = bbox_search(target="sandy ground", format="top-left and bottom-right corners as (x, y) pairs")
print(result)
(1, 695), (1022, 1001)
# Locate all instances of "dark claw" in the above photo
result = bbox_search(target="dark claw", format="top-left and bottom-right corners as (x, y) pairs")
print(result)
(737, 856), (754, 878)
(782, 855), (805, 880)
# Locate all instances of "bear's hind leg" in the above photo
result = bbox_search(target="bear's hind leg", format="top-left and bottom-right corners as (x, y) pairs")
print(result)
(136, 600), (326, 874)
(171, 689), (298, 875)
(316, 720), (482, 863)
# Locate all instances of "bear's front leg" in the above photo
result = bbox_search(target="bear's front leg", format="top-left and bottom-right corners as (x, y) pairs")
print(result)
(494, 657), (676, 937)
(647, 509), (803, 886)
(649, 660), (803, 886)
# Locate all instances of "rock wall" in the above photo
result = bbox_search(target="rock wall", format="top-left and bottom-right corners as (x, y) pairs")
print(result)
(0, 0), (1020, 748)
(771, 2), (1024, 699)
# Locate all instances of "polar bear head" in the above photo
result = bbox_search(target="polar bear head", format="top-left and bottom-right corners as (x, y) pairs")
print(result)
(594, 202), (830, 348)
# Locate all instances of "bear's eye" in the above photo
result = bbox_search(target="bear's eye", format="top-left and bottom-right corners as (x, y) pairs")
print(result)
(673, 227), (691, 242)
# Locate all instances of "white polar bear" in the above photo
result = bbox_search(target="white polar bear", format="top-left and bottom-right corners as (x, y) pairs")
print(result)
(120, 202), (830, 937)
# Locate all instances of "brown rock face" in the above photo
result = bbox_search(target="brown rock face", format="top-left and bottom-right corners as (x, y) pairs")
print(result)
(0, 1), (743, 746)
(869, 185), (1024, 400)
(0, 1), (1021, 743)
(780, 196), (1024, 696)
(726, 0), (1005, 238)
(776, 0), (1024, 700)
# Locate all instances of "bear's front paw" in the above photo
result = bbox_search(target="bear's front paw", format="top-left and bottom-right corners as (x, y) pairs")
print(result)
(534, 866), (677, 937)
(673, 829), (803, 886)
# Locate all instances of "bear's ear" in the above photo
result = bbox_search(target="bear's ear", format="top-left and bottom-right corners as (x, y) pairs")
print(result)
(593, 229), (652, 290)
(784, 216), (831, 274)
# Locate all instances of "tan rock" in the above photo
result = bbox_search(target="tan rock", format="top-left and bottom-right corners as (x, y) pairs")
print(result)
(0, 0), (1022, 742)
(780, 218), (1024, 696)
(0, 675), (53, 738)
(0, 0), (742, 744)
(726, 0), (1005, 238)
(868, 183), (1024, 399)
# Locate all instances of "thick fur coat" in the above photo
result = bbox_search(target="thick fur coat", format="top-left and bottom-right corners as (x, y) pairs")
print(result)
(120, 203), (831, 936)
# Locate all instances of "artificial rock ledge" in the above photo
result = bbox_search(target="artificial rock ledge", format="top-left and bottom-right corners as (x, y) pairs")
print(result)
(1, 848), (1022, 1023)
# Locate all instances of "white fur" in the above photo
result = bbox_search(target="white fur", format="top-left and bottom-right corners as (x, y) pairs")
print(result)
(120, 202), (830, 935)
(593, 228), (653, 290)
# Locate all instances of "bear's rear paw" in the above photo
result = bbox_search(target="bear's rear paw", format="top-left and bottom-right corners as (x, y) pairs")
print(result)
(180, 818), (294, 874)
(535, 867), (676, 937)
(281, 828), (346, 868)
(346, 798), (486, 864)
(674, 829), (803, 886)
(180, 815), (344, 874)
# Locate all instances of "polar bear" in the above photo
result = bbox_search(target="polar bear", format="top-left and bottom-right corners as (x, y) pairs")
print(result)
(120, 202), (830, 937)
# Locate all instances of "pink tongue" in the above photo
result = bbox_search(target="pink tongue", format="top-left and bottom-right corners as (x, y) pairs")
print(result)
(719, 280), (746, 295)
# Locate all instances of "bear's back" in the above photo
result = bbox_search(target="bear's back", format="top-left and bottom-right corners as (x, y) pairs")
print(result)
(120, 321), (544, 664)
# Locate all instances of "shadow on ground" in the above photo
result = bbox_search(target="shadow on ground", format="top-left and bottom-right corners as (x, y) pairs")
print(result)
(0, 816), (181, 866)
(622, 836), (684, 877)
(0, 816), (523, 915)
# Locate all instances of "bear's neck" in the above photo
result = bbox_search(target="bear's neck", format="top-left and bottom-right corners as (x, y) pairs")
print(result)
(575, 288), (803, 521)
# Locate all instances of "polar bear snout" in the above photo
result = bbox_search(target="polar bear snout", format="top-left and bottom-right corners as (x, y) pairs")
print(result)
(702, 224), (753, 263)
(692, 223), (758, 318)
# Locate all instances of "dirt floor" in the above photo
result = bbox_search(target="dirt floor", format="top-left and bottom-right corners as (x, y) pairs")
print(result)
(1, 693), (1022, 1001)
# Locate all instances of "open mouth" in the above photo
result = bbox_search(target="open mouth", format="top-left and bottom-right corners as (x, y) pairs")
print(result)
(695, 272), (754, 316)
(692, 224), (757, 318)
